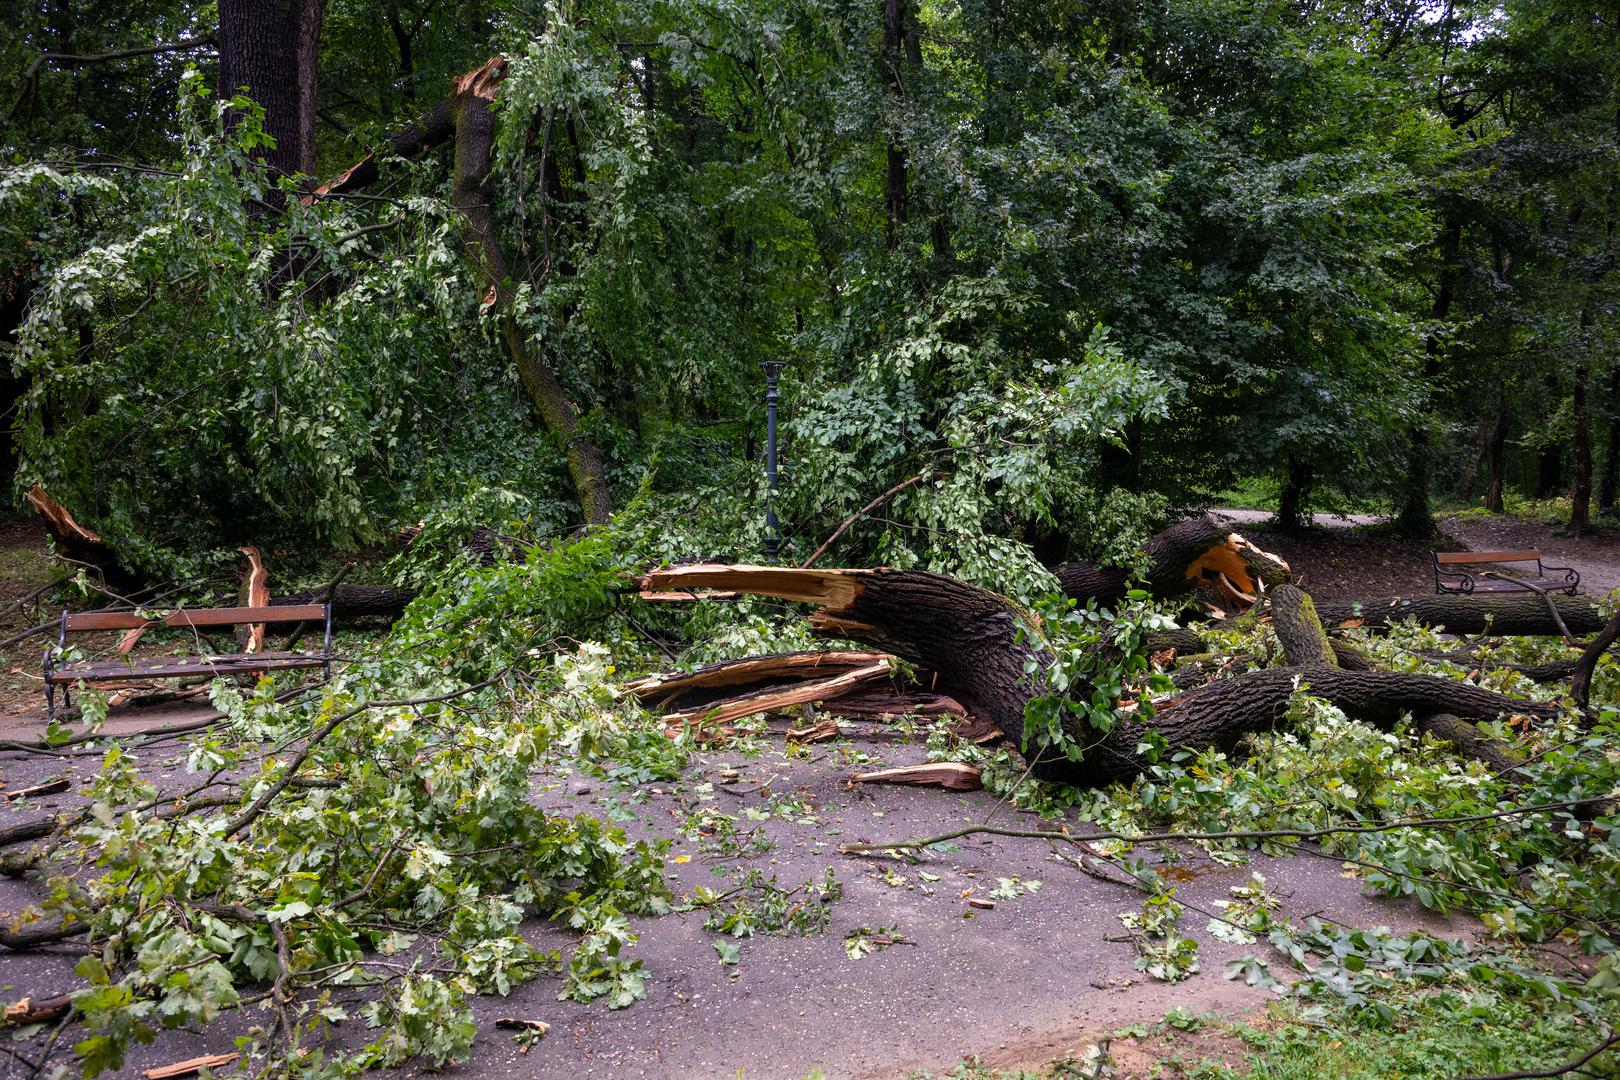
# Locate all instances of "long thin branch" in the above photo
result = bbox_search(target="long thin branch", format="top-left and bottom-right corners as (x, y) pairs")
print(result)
(837, 798), (1607, 855)
(801, 469), (942, 569)
(1459, 1026), (1618, 1080)
(8, 36), (217, 122)
(1571, 607), (1620, 711)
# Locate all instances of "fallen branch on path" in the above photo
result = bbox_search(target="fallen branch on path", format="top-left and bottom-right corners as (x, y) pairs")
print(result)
(836, 797), (1613, 856)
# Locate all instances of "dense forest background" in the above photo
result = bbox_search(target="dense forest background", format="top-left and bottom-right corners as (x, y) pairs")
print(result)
(1, 0), (1616, 584)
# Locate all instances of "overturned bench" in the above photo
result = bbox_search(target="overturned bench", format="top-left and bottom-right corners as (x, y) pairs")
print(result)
(1431, 549), (1580, 596)
(44, 604), (332, 719)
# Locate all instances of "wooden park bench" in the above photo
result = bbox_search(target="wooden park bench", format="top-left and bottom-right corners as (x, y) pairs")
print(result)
(43, 604), (333, 720)
(1431, 550), (1580, 597)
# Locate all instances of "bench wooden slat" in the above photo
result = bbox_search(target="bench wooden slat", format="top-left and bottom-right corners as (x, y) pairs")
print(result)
(62, 605), (328, 632)
(62, 611), (152, 631)
(161, 605), (325, 628)
(48, 652), (328, 684)
(1434, 550), (1543, 565)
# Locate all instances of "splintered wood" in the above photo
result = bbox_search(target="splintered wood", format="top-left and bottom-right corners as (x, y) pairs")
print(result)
(142, 1054), (240, 1080)
(640, 564), (863, 609)
(851, 762), (983, 791)
(237, 545), (270, 653)
(659, 661), (892, 730)
(624, 651), (890, 699)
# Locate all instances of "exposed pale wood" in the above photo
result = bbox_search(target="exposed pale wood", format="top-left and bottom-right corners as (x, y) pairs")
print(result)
(851, 762), (983, 791)
(638, 590), (740, 603)
(625, 651), (890, 698)
(2, 994), (71, 1026)
(2, 777), (69, 800)
(663, 661), (891, 728)
(237, 546), (269, 653)
(116, 625), (148, 655)
(142, 1053), (240, 1079)
(24, 486), (101, 544)
(641, 565), (863, 609)
(786, 717), (841, 742)
(1054, 516), (1291, 614)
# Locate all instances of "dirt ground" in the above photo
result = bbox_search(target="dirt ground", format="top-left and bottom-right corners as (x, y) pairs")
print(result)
(0, 510), (1609, 1079)
(1214, 508), (1620, 602)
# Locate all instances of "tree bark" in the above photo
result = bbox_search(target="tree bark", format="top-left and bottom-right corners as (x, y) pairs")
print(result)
(1457, 418), (1487, 501)
(1397, 216), (1462, 537)
(1486, 406), (1509, 513)
(315, 59), (613, 524)
(1571, 313), (1593, 535)
(218, 0), (328, 179)
(640, 565), (1552, 787)
(1053, 516), (1290, 610)
(1277, 457), (1313, 532)
(1271, 585), (1337, 666)
(881, 0), (909, 250)
(273, 585), (415, 622)
(1600, 365), (1620, 516)
(1315, 593), (1605, 636)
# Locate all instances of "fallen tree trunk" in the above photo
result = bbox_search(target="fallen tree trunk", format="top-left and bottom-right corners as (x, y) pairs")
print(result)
(640, 565), (1553, 787)
(1316, 593), (1606, 636)
(1054, 516), (1291, 611)
(273, 585), (416, 622)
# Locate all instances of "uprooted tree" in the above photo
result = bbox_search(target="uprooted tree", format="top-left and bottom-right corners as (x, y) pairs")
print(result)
(637, 559), (1561, 788)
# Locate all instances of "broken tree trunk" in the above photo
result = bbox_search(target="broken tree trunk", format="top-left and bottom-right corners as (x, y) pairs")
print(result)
(640, 565), (1551, 787)
(24, 486), (137, 589)
(315, 58), (612, 525)
(1054, 516), (1291, 612)
(1316, 594), (1605, 637)
(236, 545), (269, 653)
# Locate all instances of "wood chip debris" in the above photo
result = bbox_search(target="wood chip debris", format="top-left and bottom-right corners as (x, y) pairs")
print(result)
(143, 1053), (240, 1079)
(851, 762), (983, 791)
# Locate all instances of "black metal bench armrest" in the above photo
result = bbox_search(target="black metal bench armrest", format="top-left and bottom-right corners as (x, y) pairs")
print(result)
(1433, 566), (1475, 594)
(1538, 563), (1581, 594)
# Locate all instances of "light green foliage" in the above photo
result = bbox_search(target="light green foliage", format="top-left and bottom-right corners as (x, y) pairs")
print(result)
(25, 535), (690, 1075)
(1020, 591), (1177, 763)
(844, 923), (904, 960)
(1118, 885), (1201, 982)
(697, 867), (843, 938)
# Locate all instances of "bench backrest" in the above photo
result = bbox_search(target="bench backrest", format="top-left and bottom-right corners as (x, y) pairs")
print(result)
(1434, 550), (1541, 566)
(62, 605), (328, 633)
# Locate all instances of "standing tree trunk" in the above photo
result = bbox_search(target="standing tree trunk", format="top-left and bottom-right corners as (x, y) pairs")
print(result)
(1397, 217), (1463, 537)
(1277, 457), (1313, 532)
(1573, 354), (1593, 535)
(881, 0), (909, 251)
(1457, 418), (1488, 501)
(878, 0), (949, 261)
(1486, 405), (1509, 513)
(1571, 308), (1594, 535)
(1599, 365), (1620, 516)
(218, 0), (328, 178)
